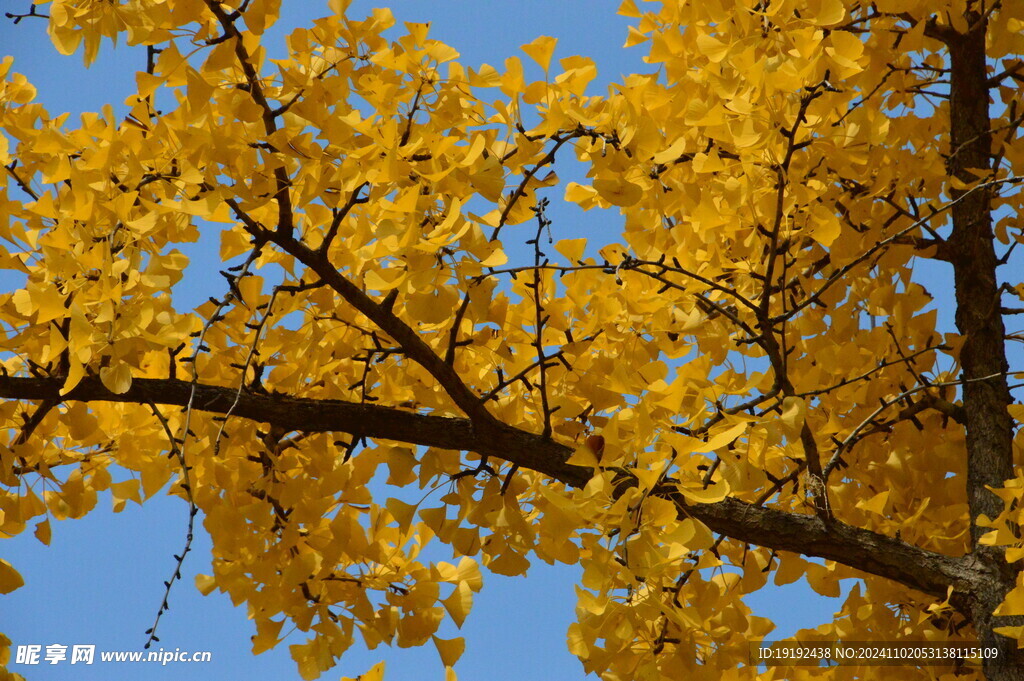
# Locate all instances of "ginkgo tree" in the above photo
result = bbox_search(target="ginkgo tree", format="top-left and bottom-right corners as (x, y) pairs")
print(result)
(2, 0), (1024, 679)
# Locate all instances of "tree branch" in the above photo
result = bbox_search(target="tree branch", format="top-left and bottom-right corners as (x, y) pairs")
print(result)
(0, 375), (987, 606)
(269, 234), (497, 425)
(0, 375), (564, 478)
(656, 490), (982, 605)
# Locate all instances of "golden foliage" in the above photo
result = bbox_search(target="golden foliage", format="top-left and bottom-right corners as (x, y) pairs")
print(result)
(2, 0), (1024, 679)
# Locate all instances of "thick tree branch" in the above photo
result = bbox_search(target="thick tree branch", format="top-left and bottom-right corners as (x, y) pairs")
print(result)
(945, 14), (1024, 677)
(270, 234), (497, 425)
(204, 0), (295, 237)
(0, 375), (559, 479)
(947, 17), (1015, 553)
(0, 375), (988, 607)
(655, 491), (982, 604)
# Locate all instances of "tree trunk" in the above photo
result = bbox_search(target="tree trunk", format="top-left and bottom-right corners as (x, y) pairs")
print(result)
(946, 14), (1024, 680)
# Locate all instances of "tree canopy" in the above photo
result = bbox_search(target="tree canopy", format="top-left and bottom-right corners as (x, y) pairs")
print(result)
(2, 0), (1024, 679)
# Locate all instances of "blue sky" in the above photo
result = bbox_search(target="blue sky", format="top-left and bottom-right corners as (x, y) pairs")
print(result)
(1, 2), (859, 679)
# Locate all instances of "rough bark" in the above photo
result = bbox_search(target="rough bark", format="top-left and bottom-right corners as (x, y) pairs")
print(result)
(0, 375), (992, 608)
(946, 13), (1023, 680)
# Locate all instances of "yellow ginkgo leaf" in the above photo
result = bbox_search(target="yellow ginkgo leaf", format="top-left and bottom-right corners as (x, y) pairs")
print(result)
(0, 559), (25, 594)
(252, 618), (284, 655)
(856, 490), (889, 516)
(341, 660), (385, 681)
(592, 178), (643, 207)
(677, 479), (731, 504)
(780, 396), (807, 433)
(566, 435), (604, 468)
(34, 519), (51, 546)
(60, 359), (86, 396)
(100, 363), (132, 394)
(442, 582), (473, 628)
(195, 574), (217, 596)
(554, 238), (587, 263)
(456, 557), (483, 591)
(693, 422), (747, 453)
(521, 35), (558, 71)
(813, 0), (847, 26)
(432, 636), (465, 668)
(487, 549), (530, 576)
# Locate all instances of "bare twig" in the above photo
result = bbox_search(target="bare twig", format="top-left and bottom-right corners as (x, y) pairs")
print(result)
(822, 373), (997, 479)
(142, 402), (199, 650)
(780, 176), (1024, 324)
